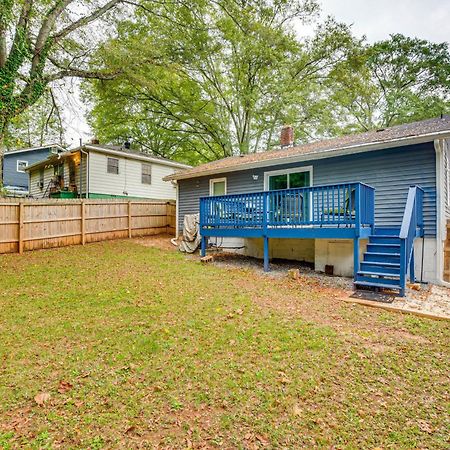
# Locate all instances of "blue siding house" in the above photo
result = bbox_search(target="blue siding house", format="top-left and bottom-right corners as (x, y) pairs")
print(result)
(2, 144), (64, 190)
(165, 117), (450, 296)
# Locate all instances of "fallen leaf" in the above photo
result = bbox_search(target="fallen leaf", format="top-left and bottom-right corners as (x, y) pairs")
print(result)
(255, 433), (270, 446)
(58, 380), (73, 394)
(292, 403), (302, 416)
(34, 392), (51, 406)
(418, 420), (433, 433)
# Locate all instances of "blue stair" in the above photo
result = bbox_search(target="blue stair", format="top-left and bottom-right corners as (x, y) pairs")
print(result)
(354, 229), (403, 295)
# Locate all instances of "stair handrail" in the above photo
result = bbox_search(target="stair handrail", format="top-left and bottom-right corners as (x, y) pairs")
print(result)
(399, 185), (424, 293)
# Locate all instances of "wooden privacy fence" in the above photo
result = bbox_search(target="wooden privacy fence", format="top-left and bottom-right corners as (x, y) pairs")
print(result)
(0, 199), (176, 254)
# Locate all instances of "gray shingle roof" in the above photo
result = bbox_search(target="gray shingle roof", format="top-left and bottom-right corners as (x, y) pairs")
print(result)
(165, 116), (450, 181)
(85, 144), (191, 168)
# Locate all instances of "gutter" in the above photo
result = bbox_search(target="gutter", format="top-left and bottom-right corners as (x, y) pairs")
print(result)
(171, 179), (179, 239)
(83, 145), (192, 169)
(165, 130), (450, 182)
(4, 143), (65, 156)
(80, 148), (89, 198)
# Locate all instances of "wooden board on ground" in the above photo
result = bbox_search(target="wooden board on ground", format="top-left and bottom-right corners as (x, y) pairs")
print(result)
(344, 296), (450, 321)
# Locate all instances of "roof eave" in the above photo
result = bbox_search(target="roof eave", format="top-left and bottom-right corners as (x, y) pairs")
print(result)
(83, 145), (192, 169)
(5, 143), (65, 156)
(165, 130), (450, 181)
(25, 150), (76, 171)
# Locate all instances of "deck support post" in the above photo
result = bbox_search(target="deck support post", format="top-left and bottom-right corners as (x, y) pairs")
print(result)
(353, 236), (360, 281)
(409, 248), (415, 283)
(263, 236), (270, 272)
(200, 235), (207, 257)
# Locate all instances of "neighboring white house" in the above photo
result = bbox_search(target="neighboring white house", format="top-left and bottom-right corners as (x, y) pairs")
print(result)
(26, 143), (191, 199)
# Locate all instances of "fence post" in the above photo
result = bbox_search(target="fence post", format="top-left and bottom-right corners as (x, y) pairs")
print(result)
(81, 200), (86, 245)
(18, 202), (24, 254)
(128, 201), (132, 238)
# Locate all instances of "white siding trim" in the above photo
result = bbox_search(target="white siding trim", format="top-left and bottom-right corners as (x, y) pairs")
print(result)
(16, 160), (29, 173)
(175, 180), (179, 238)
(434, 139), (445, 284)
(263, 165), (313, 190)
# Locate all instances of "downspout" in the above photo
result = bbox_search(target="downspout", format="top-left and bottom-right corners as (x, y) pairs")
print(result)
(434, 139), (450, 287)
(80, 148), (89, 198)
(79, 150), (83, 198)
(172, 179), (179, 242)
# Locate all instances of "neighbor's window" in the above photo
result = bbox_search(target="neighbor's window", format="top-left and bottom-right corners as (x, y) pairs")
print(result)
(39, 168), (44, 190)
(210, 177), (227, 196)
(17, 160), (28, 172)
(107, 157), (119, 174)
(142, 163), (152, 184)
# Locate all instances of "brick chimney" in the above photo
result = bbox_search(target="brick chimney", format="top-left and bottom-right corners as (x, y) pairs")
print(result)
(280, 125), (294, 147)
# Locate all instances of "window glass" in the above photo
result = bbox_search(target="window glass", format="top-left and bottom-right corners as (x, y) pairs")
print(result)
(17, 160), (28, 172)
(211, 180), (226, 196)
(269, 174), (288, 190)
(54, 163), (64, 177)
(289, 171), (310, 188)
(142, 163), (152, 184)
(39, 168), (44, 190)
(107, 157), (119, 174)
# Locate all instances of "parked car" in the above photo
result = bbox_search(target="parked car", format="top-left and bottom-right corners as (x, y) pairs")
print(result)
(4, 185), (29, 197)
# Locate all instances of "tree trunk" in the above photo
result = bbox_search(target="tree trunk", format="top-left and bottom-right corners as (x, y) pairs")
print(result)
(0, 120), (8, 186)
(0, 126), (5, 186)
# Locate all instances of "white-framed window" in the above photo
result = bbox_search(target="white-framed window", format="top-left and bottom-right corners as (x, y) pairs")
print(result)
(107, 157), (119, 174)
(17, 160), (28, 172)
(141, 163), (152, 184)
(209, 177), (227, 196)
(263, 166), (313, 191)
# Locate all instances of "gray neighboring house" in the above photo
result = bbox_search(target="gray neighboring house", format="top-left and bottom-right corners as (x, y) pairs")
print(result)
(165, 116), (450, 289)
(2, 144), (64, 190)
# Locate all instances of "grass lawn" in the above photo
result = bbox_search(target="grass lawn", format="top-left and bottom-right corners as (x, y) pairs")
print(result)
(0, 239), (449, 449)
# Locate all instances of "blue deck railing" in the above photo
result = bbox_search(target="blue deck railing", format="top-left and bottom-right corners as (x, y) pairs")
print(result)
(200, 182), (375, 230)
(399, 185), (424, 295)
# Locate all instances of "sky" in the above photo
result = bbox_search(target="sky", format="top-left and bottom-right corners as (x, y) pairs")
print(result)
(313, 0), (450, 43)
(62, 0), (450, 147)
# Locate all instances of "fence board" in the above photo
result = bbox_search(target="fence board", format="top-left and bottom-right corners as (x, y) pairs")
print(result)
(0, 199), (175, 254)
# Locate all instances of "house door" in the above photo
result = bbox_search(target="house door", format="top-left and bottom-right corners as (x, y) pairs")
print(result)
(265, 168), (312, 223)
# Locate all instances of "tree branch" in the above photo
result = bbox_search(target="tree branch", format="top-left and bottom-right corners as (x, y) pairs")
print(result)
(32, 0), (74, 71)
(52, 0), (123, 43)
(46, 67), (122, 82)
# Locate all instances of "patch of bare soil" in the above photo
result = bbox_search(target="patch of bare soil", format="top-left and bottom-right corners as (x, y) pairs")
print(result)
(133, 235), (178, 251)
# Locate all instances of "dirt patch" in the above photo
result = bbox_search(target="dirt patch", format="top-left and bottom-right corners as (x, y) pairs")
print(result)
(132, 235), (178, 252)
